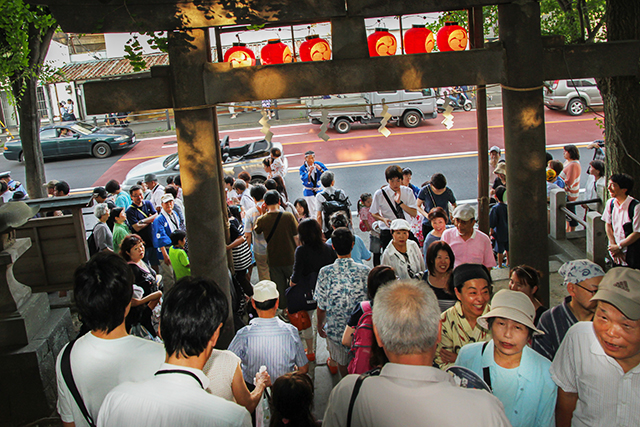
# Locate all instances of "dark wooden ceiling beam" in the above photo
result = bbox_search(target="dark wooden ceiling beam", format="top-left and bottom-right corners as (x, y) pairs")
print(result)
(82, 40), (640, 114)
(31, 0), (510, 33)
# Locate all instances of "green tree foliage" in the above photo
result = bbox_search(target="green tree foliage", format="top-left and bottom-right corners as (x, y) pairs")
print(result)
(540, 0), (606, 43)
(0, 0), (57, 98)
(0, 0), (57, 198)
(426, 0), (606, 46)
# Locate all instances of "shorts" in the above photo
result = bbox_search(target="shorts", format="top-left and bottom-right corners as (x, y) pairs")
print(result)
(326, 337), (351, 366)
(494, 240), (509, 254)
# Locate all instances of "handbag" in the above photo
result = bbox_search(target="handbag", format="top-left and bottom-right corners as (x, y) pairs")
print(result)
(287, 309), (312, 331)
(285, 272), (318, 313)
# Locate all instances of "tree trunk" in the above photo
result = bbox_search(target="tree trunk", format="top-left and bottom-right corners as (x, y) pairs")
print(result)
(14, 76), (46, 199)
(597, 0), (640, 195)
(10, 20), (56, 199)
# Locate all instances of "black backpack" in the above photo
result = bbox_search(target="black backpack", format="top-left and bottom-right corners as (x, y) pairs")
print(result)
(87, 232), (99, 257)
(321, 189), (351, 229)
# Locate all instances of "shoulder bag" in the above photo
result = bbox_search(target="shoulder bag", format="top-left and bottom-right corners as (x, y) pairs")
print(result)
(61, 340), (97, 427)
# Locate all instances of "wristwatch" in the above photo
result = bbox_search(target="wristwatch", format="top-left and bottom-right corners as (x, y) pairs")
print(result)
(397, 201), (404, 206)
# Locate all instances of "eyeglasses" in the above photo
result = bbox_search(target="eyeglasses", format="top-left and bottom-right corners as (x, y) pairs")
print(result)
(574, 283), (598, 296)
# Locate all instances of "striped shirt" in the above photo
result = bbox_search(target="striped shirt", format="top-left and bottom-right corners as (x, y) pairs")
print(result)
(532, 296), (578, 361)
(228, 317), (307, 383)
(560, 160), (581, 201)
(551, 322), (640, 427)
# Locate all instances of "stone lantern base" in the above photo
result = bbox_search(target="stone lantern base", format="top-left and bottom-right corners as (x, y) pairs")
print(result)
(0, 238), (75, 426)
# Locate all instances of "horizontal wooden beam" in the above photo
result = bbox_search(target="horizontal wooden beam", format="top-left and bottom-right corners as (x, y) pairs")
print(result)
(84, 75), (172, 115)
(81, 40), (640, 114)
(346, 0), (513, 17)
(31, 0), (514, 33)
(203, 49), (505, 104)
(542, 40), (640, 81)
(34, 0), (347, 33)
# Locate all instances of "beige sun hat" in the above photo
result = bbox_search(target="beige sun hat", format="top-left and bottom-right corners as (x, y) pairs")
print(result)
(478, 289), (544, 335)
(493, 163), (506, 176)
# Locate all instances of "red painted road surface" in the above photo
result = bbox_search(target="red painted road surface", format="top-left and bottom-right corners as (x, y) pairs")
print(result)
(94, 108), (603, 186)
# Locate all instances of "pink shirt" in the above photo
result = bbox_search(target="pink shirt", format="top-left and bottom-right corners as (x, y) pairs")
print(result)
(441, 228), (496, 269)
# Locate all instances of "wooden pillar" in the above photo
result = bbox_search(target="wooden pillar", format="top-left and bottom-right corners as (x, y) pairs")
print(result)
(167, 29), (234, 347)
(470, 7), (490, 234)
(331, 17), (369, 60)
(499, 0), (550, 304)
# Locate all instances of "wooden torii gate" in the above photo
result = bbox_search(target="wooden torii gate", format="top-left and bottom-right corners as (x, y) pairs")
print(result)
(34, 0), (640, 345)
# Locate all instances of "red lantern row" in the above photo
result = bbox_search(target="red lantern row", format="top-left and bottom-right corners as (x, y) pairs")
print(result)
(223, 23), (467, 66)
(368, 22), (468, 57)
(223, 36), (332, 67)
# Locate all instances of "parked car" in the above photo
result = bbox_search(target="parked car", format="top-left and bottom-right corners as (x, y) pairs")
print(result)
(3, 122), (136, 161)
(307, 89), (438, 134)
(121, 136), (287, 191)
(544, 78), (603, 116)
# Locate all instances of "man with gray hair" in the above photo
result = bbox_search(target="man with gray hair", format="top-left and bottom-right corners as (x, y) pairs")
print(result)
(316, 170), (350, 238)
(323, 281), (511, 427)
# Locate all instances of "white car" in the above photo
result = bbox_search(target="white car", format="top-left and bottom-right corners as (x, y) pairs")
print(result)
(122, 136), (287, 191)
(544, 78), (603, 116)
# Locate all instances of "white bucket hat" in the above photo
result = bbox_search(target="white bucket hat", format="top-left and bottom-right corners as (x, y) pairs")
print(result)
(478, 289), (544, 335)
(390, 219), (411, 231)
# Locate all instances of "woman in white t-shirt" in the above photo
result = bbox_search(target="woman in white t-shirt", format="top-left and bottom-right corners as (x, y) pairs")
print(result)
(203, 350), (270, 413)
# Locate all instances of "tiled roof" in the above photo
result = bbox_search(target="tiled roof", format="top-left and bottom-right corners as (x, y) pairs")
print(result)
(51, 52), (169, 83)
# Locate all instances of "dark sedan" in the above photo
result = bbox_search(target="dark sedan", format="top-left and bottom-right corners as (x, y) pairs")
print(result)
(3, 122), (137, 161)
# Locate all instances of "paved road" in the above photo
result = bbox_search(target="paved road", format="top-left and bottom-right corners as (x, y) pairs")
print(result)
(0, 107), (603, 201)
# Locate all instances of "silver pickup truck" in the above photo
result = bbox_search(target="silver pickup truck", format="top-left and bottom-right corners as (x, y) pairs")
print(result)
(306, 89), (438, 134)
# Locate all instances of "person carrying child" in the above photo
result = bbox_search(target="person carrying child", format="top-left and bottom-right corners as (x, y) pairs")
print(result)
(270, 147), (286, 178)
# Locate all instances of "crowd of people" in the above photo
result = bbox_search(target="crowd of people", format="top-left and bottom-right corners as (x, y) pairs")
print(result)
(51, 139), (640, 427)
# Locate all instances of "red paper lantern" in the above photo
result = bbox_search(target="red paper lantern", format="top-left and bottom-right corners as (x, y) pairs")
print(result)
(367, 28), (397, 57)
(404, 24), (435, 54)
(299, 35), (332, 62)
(223, 42), (256, 67)
(436, 22), (468, 52)
(260, 39), (292, 65)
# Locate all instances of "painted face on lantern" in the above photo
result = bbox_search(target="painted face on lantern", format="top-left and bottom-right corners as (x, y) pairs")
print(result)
(310, 41), (331, 61)
(228, 50), (254, 67)
(449, 29), (468, 51)
(425, 33), (435, 52)
(376, 35), (397, 56)
(282, 46), (292, 63)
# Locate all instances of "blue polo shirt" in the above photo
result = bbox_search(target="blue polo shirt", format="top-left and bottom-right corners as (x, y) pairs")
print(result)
(456, 340), (557, 427)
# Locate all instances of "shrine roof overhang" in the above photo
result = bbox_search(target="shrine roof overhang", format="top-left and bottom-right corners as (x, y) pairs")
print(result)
(27, 0), (513, 33)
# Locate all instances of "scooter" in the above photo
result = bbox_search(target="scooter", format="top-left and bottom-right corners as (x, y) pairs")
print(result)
(437, 90), (473, 112)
